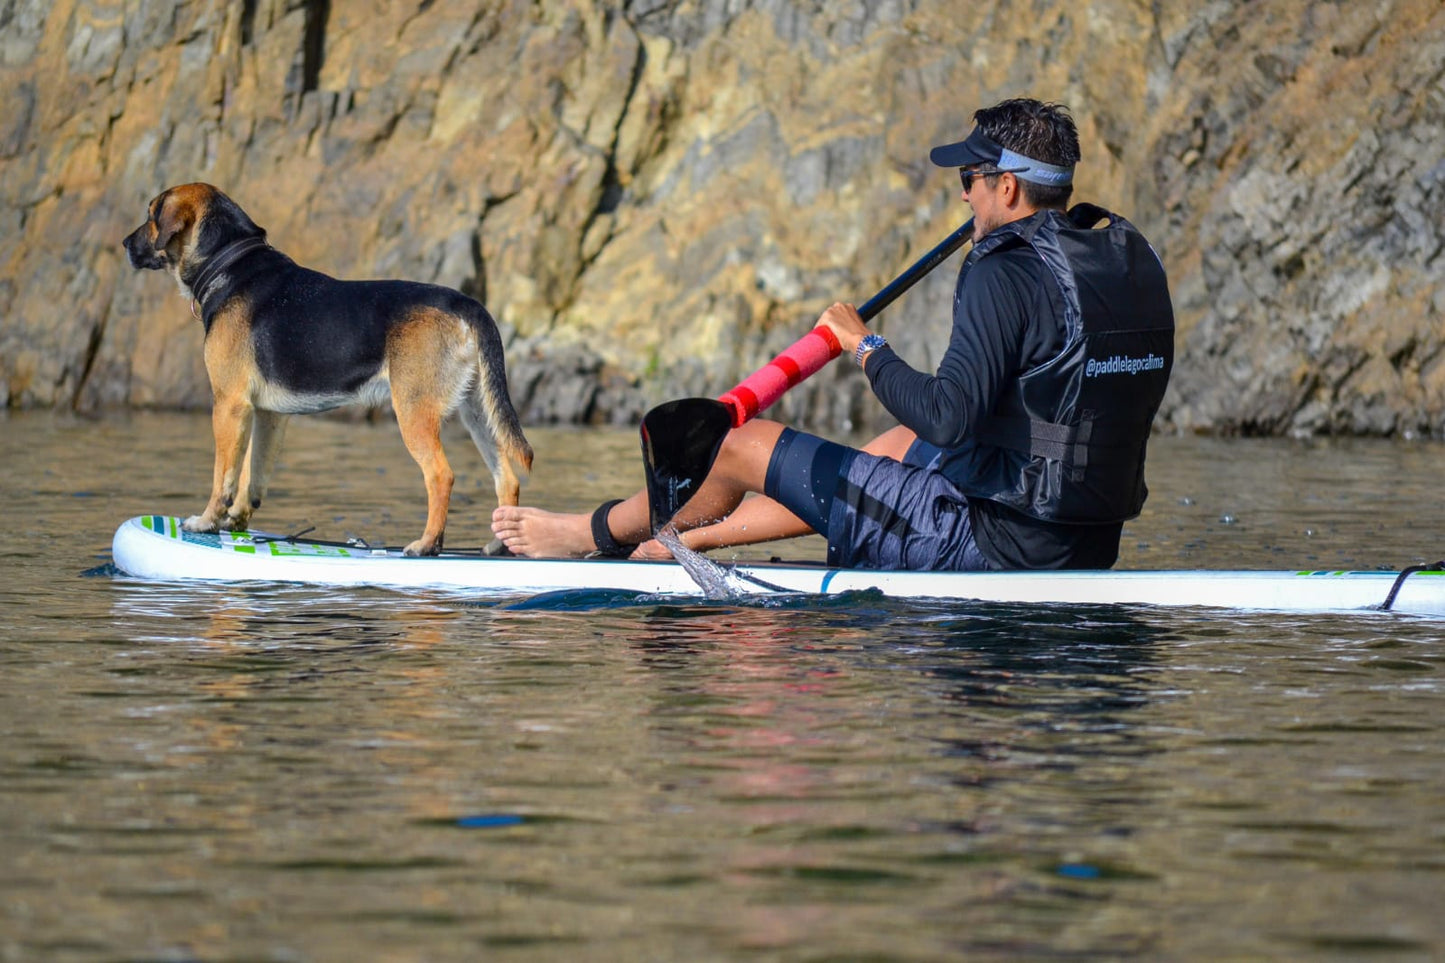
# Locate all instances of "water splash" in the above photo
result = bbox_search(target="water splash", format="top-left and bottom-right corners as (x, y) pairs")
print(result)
(654, 524), (738, 600)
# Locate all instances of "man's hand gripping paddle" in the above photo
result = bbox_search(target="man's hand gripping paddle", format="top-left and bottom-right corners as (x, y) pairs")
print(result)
(640, 219), (975, 533)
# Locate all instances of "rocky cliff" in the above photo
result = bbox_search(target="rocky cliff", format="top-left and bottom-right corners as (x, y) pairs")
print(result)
(1, 0), (1442, 436)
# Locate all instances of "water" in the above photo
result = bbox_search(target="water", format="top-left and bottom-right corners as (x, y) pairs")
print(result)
(655, 524), (737, 600)
(3, 410), (1445, 961)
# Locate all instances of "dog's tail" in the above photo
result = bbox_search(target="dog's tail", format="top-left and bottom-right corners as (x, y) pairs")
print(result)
(462, 303), (534, 505)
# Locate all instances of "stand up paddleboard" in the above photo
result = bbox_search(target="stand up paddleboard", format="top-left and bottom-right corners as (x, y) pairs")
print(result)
(109, 515), (1445, 616)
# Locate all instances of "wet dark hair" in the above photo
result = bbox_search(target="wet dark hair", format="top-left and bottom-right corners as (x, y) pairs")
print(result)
(973, 99), (1080, 208)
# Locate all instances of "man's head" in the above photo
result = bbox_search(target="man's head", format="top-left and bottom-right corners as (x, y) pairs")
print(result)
(930, 99), (1080, 211)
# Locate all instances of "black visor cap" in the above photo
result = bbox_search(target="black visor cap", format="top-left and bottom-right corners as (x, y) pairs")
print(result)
(929, 127), (1003, 168)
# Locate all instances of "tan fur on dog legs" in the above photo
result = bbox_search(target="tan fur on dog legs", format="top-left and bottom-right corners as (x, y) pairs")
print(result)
(227, 410), (289, 530)
(185, 307), (258, 533)
(393, 397), (453, 556)
(187, 394), (253, 533)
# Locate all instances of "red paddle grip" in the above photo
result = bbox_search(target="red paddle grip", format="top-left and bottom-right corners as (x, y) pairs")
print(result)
(717, 326), (843, 427)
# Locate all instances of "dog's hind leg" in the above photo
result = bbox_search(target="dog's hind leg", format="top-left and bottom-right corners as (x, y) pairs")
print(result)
(227, 410), (289, 531)
(466, 313), (534, 509)
(460, 386), (526, 557)
(393, 395), (453, 556)
(389, 315), (465, 556)
(459, 395), (505, 497)
(460, 390), (523, 508)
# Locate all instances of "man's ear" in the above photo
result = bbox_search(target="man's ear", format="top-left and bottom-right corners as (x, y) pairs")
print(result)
(1000, 172), (1021, 207)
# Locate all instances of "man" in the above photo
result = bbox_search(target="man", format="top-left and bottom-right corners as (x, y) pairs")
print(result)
(492, 98), (1174, 570)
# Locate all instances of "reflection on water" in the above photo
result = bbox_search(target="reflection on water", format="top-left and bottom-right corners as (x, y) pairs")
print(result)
(2, 411), (1445, 960)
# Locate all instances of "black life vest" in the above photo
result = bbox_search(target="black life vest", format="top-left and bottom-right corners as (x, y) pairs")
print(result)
(950, 204), (1175, 523)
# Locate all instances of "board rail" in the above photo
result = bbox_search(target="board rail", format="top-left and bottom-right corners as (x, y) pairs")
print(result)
(110, 515), (1445, 617)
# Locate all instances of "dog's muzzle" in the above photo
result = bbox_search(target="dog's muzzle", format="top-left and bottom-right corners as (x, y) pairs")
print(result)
(122, 226), (166, 270)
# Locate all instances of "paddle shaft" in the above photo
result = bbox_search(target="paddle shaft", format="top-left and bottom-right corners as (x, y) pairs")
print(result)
(717, 218), (974, 426)
(856, 219), (975, 321)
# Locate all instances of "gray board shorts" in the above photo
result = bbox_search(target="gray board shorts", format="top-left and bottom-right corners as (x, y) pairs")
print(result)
(762, 427), (992, 571)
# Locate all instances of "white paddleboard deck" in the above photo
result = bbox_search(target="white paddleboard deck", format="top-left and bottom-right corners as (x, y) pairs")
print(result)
(111, 515), (1445, 616)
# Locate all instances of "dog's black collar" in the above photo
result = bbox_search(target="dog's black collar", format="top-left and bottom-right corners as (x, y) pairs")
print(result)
(190, 236), (270, 313)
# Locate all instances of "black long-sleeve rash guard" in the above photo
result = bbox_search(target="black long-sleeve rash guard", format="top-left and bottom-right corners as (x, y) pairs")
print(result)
(860, 242), (1126, 570)
(863, 246), (1064, 448)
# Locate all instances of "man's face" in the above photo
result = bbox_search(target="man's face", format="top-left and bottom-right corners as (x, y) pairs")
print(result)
(960, 166), (1016, 239)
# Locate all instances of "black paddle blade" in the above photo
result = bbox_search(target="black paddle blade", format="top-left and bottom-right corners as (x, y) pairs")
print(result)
(640, 398), (734, 533)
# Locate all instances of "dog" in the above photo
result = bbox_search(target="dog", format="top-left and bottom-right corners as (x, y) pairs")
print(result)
(123, 182), (533, 556)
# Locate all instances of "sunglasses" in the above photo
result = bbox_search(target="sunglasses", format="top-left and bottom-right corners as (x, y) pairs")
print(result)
(959, 167), (1027, 192)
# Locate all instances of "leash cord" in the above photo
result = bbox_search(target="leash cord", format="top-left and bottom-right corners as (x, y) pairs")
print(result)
(249, 526), (320, 545)
(725, 566), (795, 594)
(246, 528), (507, 557)
(1379, 560), (1445, 611)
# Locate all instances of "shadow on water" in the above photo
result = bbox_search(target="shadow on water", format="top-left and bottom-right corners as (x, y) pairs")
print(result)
(494, 589), (1166, 704)
(497, 587), (1165, 687)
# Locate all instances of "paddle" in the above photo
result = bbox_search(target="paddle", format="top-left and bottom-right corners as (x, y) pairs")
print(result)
(640, 218), (975, 532)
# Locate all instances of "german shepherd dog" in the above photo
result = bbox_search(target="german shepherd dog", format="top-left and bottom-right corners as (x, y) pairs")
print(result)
(123, 183), (533, 556)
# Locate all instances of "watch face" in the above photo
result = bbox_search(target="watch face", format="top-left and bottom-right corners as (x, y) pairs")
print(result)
(855, 334), (886, 365)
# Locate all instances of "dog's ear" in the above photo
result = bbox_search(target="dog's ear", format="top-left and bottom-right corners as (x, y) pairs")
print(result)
(152, 191), (194, 251)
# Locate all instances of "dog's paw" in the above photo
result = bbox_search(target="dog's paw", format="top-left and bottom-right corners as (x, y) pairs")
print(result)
(182, 514), (220, 533)
(220, 512), (252, 532)
(403, 537), (443, 557)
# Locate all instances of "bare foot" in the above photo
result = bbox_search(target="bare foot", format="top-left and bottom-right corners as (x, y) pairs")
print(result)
(491, 506), (594, 558)
(629, 538), (675, 561)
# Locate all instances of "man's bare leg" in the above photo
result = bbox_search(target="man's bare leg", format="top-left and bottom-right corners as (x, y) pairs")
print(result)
(634, 425), (921, 558)
(631, 493), (813, 559)
(861, 425), (920, 461)
(491, 420), (786, 558)
(491, 423), (920, 559)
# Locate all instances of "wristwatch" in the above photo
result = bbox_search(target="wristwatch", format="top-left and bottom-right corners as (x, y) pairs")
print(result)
(854, 333), (888, 367)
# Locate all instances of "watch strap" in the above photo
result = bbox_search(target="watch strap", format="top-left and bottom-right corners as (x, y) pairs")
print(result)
(854, 333), (887, 366)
